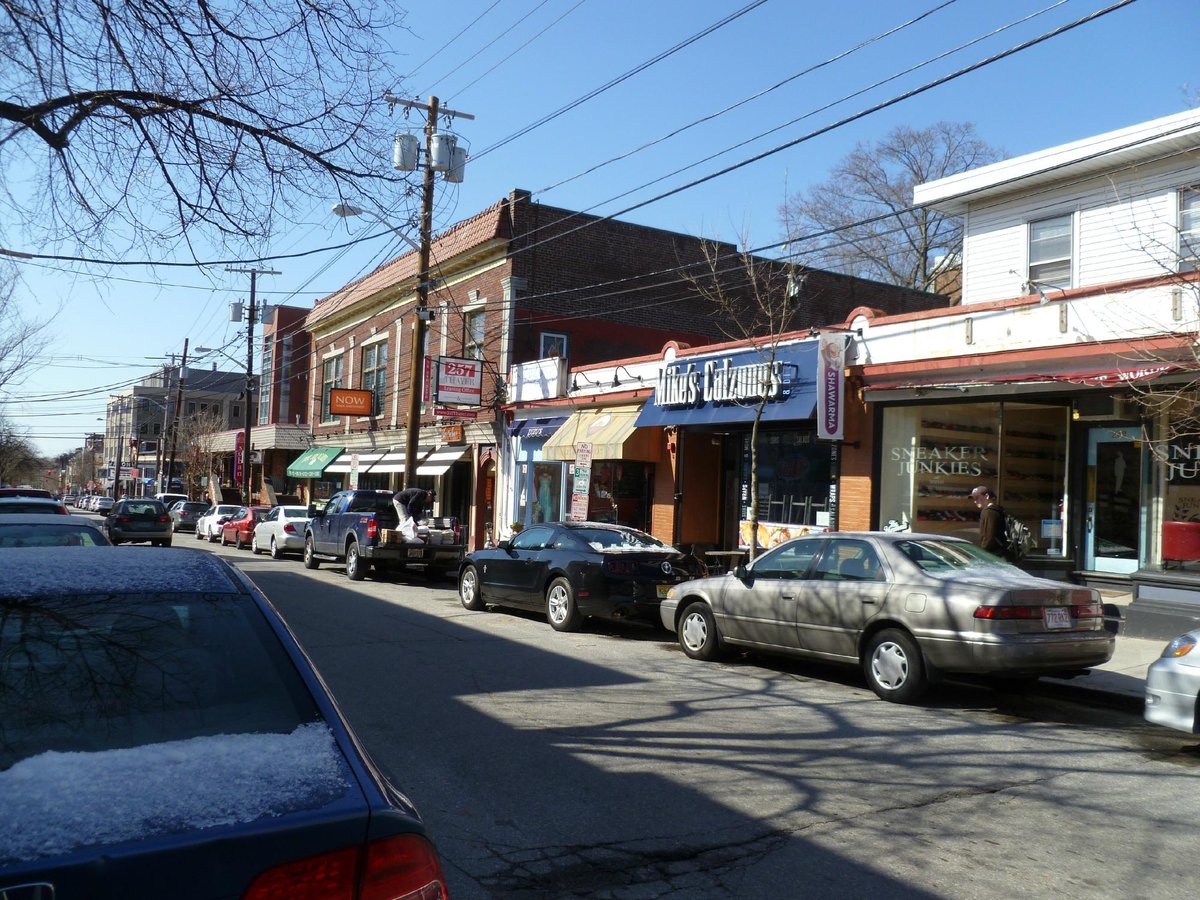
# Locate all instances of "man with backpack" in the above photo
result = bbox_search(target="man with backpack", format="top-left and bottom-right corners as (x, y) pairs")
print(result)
(969, 485), (1010, 559)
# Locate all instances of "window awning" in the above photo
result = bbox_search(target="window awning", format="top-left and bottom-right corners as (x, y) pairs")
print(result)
(416, 445), (472, 477)
(508, 416), (569, 439)
(541, 406), (655, 462)
(325, 447), (433, 475)
(286, 446), (344, 479)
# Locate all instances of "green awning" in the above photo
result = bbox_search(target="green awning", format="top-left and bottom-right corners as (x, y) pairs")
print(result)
(287, 446), (344, 479)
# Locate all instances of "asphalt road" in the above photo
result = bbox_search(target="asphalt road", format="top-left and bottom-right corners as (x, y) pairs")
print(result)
(174, 534), (1200, 898)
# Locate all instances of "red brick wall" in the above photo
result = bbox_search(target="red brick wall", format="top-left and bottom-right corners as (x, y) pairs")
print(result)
(837, 385), (874, 532)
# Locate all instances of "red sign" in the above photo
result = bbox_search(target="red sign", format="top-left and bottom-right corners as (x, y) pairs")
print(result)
(434, 356), (483, 405)
(329, 388), (375, 416)
(435, 407), (478, 420)
(235, 429), (245, 483)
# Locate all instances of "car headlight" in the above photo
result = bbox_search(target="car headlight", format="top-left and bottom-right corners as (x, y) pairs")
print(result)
(1162, 635), (1198, 659)
(666, 587), (677, 601)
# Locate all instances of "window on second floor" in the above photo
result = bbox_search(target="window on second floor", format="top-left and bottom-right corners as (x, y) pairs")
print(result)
(259, 343), (273, 425)
(1028, 214), (1072, 290)
(321, 355), (344, 424)
(362, 342), (388, 415)
(1180, 186), (1200, 272)
(465, 309), (485, 360)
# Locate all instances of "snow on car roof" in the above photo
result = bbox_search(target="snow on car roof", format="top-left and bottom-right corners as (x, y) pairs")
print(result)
(0, 547), (241, 599)
(0, 723), (350, 864)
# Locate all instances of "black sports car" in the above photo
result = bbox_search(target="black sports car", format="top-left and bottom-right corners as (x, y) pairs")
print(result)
(458, 521), (705, 631)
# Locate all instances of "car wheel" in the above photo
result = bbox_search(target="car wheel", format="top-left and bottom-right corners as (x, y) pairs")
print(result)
(678, 601), (722, 661)
(270, 537), (283, 560)
(546, 576), (582, 632)
(234, 532), (244, 550)
(220, 530), (228, 547)
(863, 628), (928, 704)
(251, 533), (261, 554)
(303, 536), (320, 569)
(208, 528), (219, 543)
(194, 527), (203, 541)
(346, 541), (366, 581)
(459, 565), (486, 611)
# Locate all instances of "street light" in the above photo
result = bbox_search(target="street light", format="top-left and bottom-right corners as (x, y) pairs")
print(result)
(331, 204), (422, 253)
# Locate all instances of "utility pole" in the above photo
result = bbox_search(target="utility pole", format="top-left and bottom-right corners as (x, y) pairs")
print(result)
(226, 267), (279, 504)
(164, 338), (189, 496)
(383, 94), (473, 489)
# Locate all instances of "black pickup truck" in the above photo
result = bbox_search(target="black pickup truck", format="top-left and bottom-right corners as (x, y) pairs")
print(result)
(303, 489), (465, 581)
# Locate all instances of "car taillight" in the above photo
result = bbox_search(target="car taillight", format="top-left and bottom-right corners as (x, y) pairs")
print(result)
(157, 515), (170, 524)
(367, 519), (379, 540)
(1071, 602), (1104, 619)
(602, 559), (636, 576)
(973, 605), (1044, 620)
(284, 523), (297, 534)
(242, 834), (448, 900)
(116, 515), (131, 524)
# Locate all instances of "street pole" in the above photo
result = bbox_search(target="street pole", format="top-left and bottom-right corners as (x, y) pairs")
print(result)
(111, 400), (124, 500)
(226, 268), (279, 504)
(165, 338), (189, 496)
(383, 94), (474, 489)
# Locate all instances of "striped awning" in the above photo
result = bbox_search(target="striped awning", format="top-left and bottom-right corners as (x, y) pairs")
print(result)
(416, 445), (471, 476)
(325, 447), (433, 475)
(541, 405), (655, 461)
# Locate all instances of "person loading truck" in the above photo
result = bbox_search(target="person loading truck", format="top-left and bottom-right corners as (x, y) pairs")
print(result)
(393, 487), (435, 542)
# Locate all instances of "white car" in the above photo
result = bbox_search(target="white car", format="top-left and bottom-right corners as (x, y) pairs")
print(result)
(194, 504), (241, 542)
(1145, 629), (1200, 733)
(251, 505), (312, 559)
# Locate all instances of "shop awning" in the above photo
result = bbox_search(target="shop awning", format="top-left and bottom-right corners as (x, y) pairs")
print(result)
(542, 406), (654, 461)
(286, 446), (343, 479)
(417, 445), (472, 477)
(325, 447), (433, 475)
(508, 416), (569, 439)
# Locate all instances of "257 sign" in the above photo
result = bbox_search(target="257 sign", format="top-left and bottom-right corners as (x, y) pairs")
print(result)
(434, 356), (483, 406)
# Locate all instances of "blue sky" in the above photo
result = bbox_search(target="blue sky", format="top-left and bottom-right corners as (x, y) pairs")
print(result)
(6, 0), (1197, 456)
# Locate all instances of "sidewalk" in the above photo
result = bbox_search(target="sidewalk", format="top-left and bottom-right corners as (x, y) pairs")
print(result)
(1039, 589), (1163, 709)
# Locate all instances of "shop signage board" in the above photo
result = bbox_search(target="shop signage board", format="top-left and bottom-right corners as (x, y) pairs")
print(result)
(434, 407), (478, 420)
(434, 356), (483, 405)
(568, 441), (593, 522)
(441, 423), (465, 444)
(330, 388), (374, 417)
(816, 332), (844, 441)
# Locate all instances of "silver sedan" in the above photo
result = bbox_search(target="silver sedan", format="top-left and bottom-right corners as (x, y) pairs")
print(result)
(660, 531), (1115, 703)
(251, 505), (311, 559)
(1144, 630), (1200, 733)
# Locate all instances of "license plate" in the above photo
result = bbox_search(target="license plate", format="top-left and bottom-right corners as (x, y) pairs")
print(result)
(656, 584), (672, 599)
(1043, 607), (1071, 629)
(407, 548), (426, 558)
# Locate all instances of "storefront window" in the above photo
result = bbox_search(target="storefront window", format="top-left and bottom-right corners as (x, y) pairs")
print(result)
(532, 463), (562, 523)
(565, 461), (653, 530)
(739, 429), (832, 526)
(879, 402), (1068, 556)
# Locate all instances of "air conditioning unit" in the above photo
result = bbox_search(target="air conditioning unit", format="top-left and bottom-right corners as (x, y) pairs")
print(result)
(1074, 395), (1141, 421)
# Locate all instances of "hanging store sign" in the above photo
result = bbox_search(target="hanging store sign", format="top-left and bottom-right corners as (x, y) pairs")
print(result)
(434, 356), (483, 405)
(329, 388), (374, 417)
(817, 332), (845, 441)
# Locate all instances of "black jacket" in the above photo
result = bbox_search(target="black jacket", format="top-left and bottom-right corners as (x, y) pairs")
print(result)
(394, 488), (431, 520)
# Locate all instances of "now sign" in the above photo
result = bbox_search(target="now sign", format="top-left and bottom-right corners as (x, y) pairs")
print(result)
(329, 388), (375, 416)
(434, 356), (483, 405)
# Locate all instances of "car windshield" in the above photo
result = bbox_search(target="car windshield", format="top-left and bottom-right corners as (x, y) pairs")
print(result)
(348, 493), (394, 514)
(282, 508), (309, 519)
(895, 538), (1009, 572)
(0, 501), (62, 514)
(182, 502), (209, 513)
(122, 501), (166, 517)
(571, 526), (667, 552)
(0, 524), (108, 547)
(1, 590), (321, 771)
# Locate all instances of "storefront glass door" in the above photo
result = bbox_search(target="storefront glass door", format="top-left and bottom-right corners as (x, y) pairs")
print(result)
(1085, 428), (1143, 573)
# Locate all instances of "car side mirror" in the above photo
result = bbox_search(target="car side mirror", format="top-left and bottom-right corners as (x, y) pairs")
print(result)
(734, 563), (750, 581)
(308, 505), (321, 518)
(497, 539), (512, 552)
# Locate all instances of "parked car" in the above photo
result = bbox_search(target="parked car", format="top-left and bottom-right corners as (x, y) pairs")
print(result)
(170, 500), (211, 533)
(458, 521), (705, 632)
(0, 487), (53, 499)
(94, 496), (114, 514)
(195, 504), (241, 542)
(0, 514), (111, 547)
(0, 497), (68, 515)
(62, 494), (78, 507)
(659, 532), (1115, 704)
(252, 505), (312, 558)
(104, 498), (173, 547)
(154, 492), (189, 509)
(0, 547), (449, 898)
(220, 506), (271, 549)
(1144, 629), (1200, 733)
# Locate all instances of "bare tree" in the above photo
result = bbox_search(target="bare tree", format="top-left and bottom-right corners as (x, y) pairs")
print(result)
(176, 408), (225, 502)
(0, 416), (39, 485)
(1, 0), (410, 254)
(0, 265), (50, 392)
(781, 122), (1001, 300)
(685, 241), (804, 562)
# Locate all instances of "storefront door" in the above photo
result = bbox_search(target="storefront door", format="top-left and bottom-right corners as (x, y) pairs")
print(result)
(1085, 428), (1142, 574)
